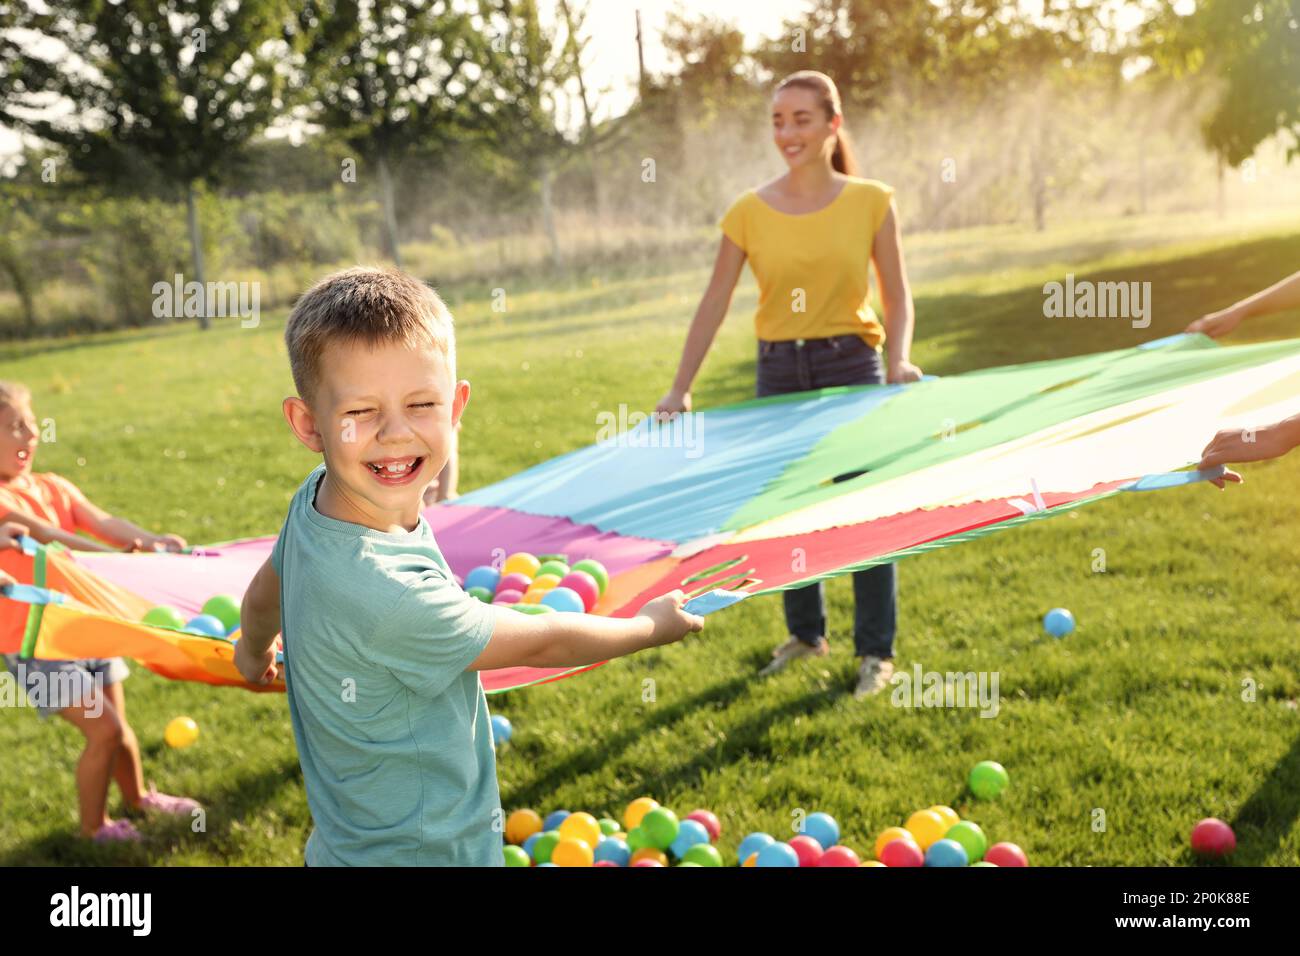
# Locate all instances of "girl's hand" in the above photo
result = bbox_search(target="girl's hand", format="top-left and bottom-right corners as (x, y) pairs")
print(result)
(153, 533), (187, 553)
(1186, 305), (1246, 339)
(654, 390), (692, 422)
(887, 360), (923, 384)
(1, 521), (26, 550)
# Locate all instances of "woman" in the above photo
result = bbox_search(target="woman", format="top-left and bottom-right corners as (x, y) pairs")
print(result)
(654, 70), (923, 698)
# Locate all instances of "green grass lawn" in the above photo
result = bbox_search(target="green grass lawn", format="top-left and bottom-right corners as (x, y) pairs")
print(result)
(2, 210), (1299, 866)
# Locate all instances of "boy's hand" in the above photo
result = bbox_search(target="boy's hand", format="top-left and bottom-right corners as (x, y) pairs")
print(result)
(1, 521), (26, 550)
(233, 636), (280, 685)
(1185, 305), (1245, 339)
(1198, 423), (1297, 488)
(636, 590), (704, 647)
(150, 533), (187, 552)
(654, 390), (691, 422)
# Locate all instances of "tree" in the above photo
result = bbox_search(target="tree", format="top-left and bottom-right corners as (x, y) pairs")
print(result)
(0, 0), (304, 328)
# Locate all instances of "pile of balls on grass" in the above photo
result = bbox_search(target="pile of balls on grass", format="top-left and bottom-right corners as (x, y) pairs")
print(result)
(462, 552), (608, 615)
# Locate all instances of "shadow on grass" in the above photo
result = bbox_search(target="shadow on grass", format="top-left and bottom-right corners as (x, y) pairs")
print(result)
(1227, 732), (1300, 866)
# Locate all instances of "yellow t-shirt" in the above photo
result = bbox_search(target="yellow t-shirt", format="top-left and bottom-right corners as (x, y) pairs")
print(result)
(718, 176), (894, 346)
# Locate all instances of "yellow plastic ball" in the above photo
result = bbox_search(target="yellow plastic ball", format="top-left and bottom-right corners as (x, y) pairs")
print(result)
(551, 837), (594, 867)
(506, 809), (543, 845)
(742, 852), (758, 867)
(519, 590), (544, 604)
(624, 797), (659, 831)
(558, 811), (602, 848)
(905, 809), (948, 850)
(529, 574), (562, 592)
(164, 716), (199, 749)
(503, 553), (541, 578)
(874, 826), (917, 860)
(930, 805), (960, 830)
(630, 847), (668, 867)
(861, 860), (887, 867)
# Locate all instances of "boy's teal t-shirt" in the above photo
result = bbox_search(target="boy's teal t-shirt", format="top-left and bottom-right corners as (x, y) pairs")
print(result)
(271, 464), (504, 866)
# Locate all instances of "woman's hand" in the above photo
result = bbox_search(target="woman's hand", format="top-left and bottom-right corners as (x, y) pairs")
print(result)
(887, 360), (923, 384)
(1186, 304), (1246, 339)
(654, 389), (692, 422)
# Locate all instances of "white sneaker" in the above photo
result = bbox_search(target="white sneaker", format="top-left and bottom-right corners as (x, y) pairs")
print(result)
(759, 636), (829, 676)
(853, 656), (894, 699)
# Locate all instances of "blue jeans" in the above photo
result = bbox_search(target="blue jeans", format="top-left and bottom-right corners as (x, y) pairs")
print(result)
(756, 334), (898, 659)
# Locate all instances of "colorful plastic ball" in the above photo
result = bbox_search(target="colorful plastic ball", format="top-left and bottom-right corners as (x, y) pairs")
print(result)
(971, 861), (998, 867)
(184, 614), (228, 638)
(536, 862), (558, 868)
(756, 842), (800, 868)
(503, 845), (531, 867)
(570, 559), (609, 595)
(631, 848), (669, 867)
(1044, 607), (1075, 637)
(495, 572), (533, 596)
(880, 839), (925, 868)
(598, 817), (621, 837)
(925, 838), (969, 867)
(490, 714), (512, 746)
(164, 716), (199, 748)
(555, 571), (600, 611)
(1190, 818), (1236, 858)
(677, 861), (702, 867)
(552, 837), (595, 867)
(144, 606), (187, 630)
(503, 553), (541, 578)
(631, 858), (664, 867)
(540, 587), (586, 614)
(984, 842), (1029, 867)
(532, 831), (562, 864)
(685, 809), (721, 843)
(669, 819), (711, 859)
(905, 809), (948, 850)
(464, 566), (501, 593)
(201, 594), (241, 633)
(789, 835), (825, 867)
(624, 797), (659, 831)
(929, 805), (960, 830)
(681, 843), (723, 868)
(594, 860), (620, 868)
(626, 826), (653, 854)
(535, 560), (570, 580)
(529, 573), (563, 592)
(519, 589), (545, 604)
(594, 837), (631, 867)
(737, 832), (775, 863)
(512, 603), (554, 614)
(493, 589), (524, 605)
(969, 760), (1010, 800)
(742, 853), (758, 867)
(542, 810), (570, 832)
(818, 846), (861, 867)
(558, 812), (602, 849)
(875, 827), (916, 860)
(467, 586), (493, 603)
(505, 808), (541, 845)
(640, 808), (679, 851)
(945, 821), (988, 862)
(860, 860), (886, 867)
(801, 811), (840, 850)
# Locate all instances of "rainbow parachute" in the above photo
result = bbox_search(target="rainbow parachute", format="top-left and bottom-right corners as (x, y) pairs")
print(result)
(4, 333), (1299, 693)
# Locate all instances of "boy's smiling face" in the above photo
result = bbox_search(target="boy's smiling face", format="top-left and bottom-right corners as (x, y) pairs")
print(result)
(283, 337), (469, 533)
(0, 397), (38, 482)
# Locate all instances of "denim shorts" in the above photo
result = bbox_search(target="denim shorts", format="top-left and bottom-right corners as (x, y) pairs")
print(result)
(0, 655), (130, 718)
(756, 334), (884, 397)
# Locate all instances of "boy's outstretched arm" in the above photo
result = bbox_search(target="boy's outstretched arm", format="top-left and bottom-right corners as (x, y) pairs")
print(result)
(69, 496), (186, 552)
(1186, 269), (1300, 339)
(1197, 411), (1300, 487)
(235, 556), (282, 684)
(469, 590), (704, 672)
(1, 510), (123, 552)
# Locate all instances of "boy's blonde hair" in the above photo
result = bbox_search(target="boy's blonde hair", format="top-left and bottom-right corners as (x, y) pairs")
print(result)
(0, 380), (32, 412)
(284, 267), (456, 408)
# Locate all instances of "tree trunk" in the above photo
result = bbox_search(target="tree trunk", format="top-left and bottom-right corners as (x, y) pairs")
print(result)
(186, 181), (210, 330)
(376, 152), (403, 269)
(539, 165), (561, 266)
(1215, 154), (1225, 220)
(0, 250), (36, 333)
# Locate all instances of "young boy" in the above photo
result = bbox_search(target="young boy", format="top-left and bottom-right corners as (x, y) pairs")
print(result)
(0, 380), (200, 842)
(235, 267), (703, 866)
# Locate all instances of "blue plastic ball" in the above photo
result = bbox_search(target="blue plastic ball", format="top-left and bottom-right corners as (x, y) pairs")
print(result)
(1044, 607), (1075, 638)
(490, 714), (512, 746)
(522, 832), (542, 859)
(542, 809), (570, 832)
(594, 838), (631, 866)
(801, 811), (840, 850)
(756, 842), (801, 868)
(669, 819), (711, 859)
(464, 565), (501, 594)
(924, 838), (969, 867)
(737, 832), (776, 864)
(539, 586), (585, 614)
(184, 614), (228, 638)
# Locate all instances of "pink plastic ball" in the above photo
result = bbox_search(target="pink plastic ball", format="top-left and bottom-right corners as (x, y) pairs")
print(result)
(594, 860), (621, 867)
(819, 846), (862, 867)
(685, 810), (721, 843)
(631, 858), (664, 867)
(493, 589), (525, 605)
(984, 842), (1029, 867)
(879, 839), (925, 867)
(496, 573), (533, 596)
(1190, 818), (1236, 858)
(556, 571), (601, 611)
(789, 835), (825, 867)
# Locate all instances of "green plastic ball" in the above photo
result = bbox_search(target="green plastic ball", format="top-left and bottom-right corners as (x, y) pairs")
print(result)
(512, 604), (555, 614)
(535, 560), (570, 579)
(598, 817), (621, 837)
(969, 760), (1010, 800)
(626, 826), (653, 853)
(945, 821), (988, 862)
(143, 606), (186, 630)
(467, 586), (493, 602)
(570, 559), (609, 595)
(681, 843), (723, 868)
(503, 845), (531, 867)
(641, 807), (680, 850)
(201, 594), (241, 633)
(532, 830), (561, 864)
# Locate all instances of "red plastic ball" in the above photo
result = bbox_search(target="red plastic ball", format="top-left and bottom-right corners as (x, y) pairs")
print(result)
(1190, 818), (1236, 858)
(984, 842), (1028, 867)
(685, 809), (721, 843)
(630, 858), (665, 867)
(556, 571), (600, 611)
(593, 860), (621, 867)
(789, 835), (825, 867)
(879, 839), (925, 867)
(818, 845), (861, 867)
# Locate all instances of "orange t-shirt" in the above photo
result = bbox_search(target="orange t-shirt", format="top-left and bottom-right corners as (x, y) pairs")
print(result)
(0, 472), (95, 535)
